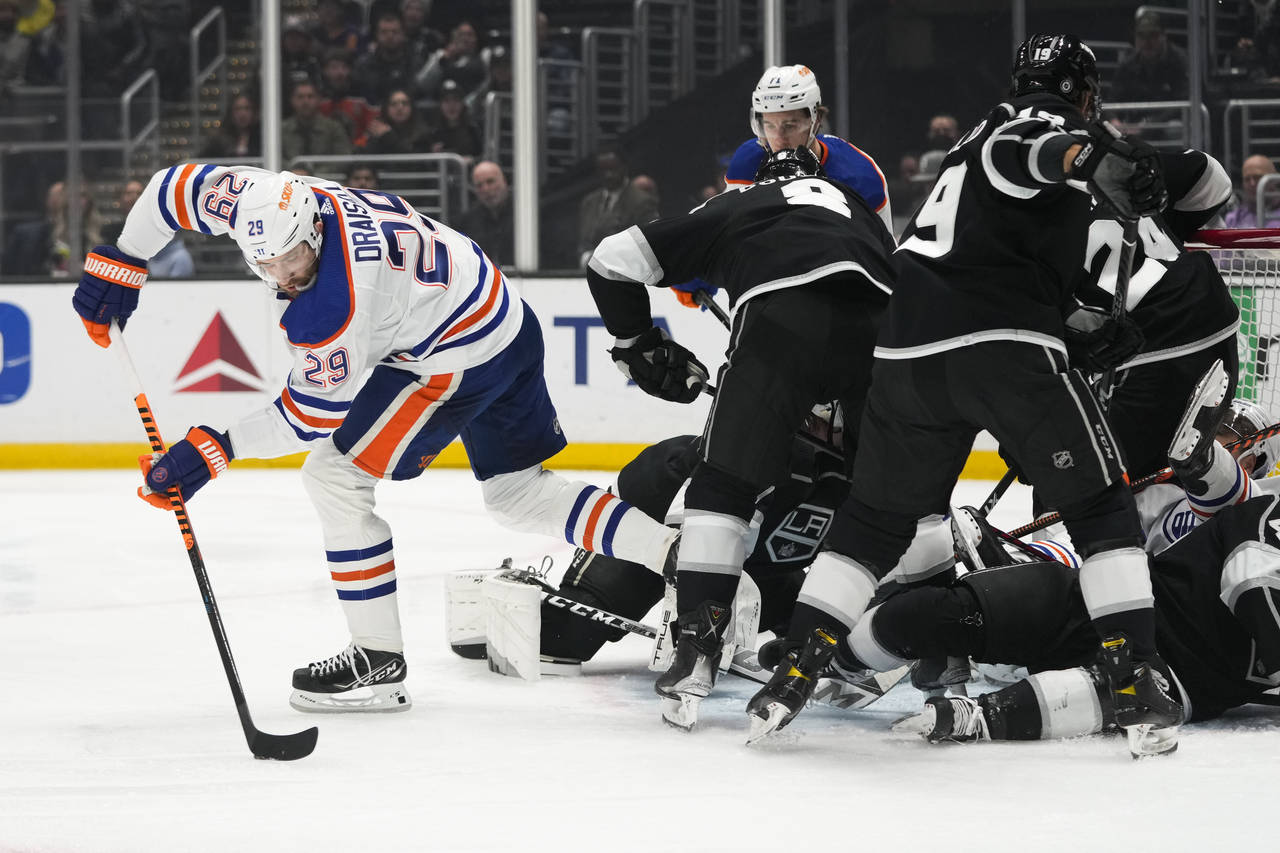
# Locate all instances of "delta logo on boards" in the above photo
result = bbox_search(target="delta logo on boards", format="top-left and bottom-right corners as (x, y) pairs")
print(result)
(174, 312), (265, 393)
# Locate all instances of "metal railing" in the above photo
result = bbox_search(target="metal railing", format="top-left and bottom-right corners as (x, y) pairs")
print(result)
(539, 58), (584, 180)
(190, 7), (228, 151)
(483, 91), (513, 173)
(634, 0), (695, 122)
(1105, 100), (1209, 150)
(122, 69), (161, 178)
(286, 153), (471, 223)
(1223, 99), (1280, 180)
(581, 27), (636, 157)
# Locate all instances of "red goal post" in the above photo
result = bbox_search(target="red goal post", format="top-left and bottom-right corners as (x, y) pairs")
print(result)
(1188, 229), (1280, 416)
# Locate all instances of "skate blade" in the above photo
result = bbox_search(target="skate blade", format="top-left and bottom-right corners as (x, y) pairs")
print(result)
(289, 682), (412, 713)
(661, 695), (700, 731)
(890, 707), (936, 737)
(1127, 723), (1179, 759)
(745, 702), (790, 745)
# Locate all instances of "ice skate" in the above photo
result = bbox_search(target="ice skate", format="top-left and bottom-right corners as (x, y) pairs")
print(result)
(1098, 635), (1182, 758)
(892, 695), (989, 743)
(289, 643), (411, 713)
(745, 627), (839, 744)
(654, 600), (731, 731)
(1167, 358), (1231, 483)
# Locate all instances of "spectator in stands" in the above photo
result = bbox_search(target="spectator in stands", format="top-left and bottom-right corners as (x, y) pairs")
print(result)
(345, 163), (381, 189)
(282, 12), (322, 107)
(282, 79), (353, 163)
(576, 149), (659, 268)
(199, 93), (261, 159)
(352, 10), (417, 105)
(23, 0), (64, 86)
(313, 0), (359, 57)
(2, 179), (101, 277)
(1234, 1), (1280, 81)
(138, 0), (191, 101)
(888, 153), (928, 228)
(400, 0), (442, 68)
(424, 78), (482, 159)
(79, 0), (148, 137)
(0, 0), (31, 96)
(365, 87), (431, 154)
(319, 49), (379, 148)
(416, 20), (487, 107)
(102, 179), (193, 278)
(923, 114), (958, 154)
(1111, 11), (1189, 102)
(459, 160), (514, 266)
(466, 43), (510, 114)
(1224, 154), (1280, 228)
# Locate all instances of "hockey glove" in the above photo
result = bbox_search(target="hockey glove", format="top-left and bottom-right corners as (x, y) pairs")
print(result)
(1069, 132), (1167, 222)
(609, 326), (709, 404)
(1064, 314), (1145, 375)
(670, 279), (720, 310)
(138, 426), (234, 509)
(72, 245), (149, 348)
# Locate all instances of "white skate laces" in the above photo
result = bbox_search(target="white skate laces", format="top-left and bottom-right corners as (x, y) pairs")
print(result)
(310, 644), (369, 679)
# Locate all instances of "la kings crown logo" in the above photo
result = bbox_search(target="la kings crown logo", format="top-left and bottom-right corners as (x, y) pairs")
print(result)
(766, 503), (833, 563)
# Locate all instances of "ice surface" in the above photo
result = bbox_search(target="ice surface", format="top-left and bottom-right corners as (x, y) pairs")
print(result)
(2, 470), (1274, 852)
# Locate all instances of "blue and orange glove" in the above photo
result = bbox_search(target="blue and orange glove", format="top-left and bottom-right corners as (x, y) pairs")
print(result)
(72, 245), (148, 348)
(138, 426), (234, 509)
(670, 279), (719, 310)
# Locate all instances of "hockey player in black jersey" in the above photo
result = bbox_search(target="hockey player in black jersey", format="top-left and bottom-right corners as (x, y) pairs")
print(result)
(879, 390), (1280, 755)
(586, 146), (897, 728)
(1072, 148), (1239, 479)
(745, 34), (1183, 753)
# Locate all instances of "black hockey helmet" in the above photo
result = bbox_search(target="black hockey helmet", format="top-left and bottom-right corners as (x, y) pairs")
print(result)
(1011, 34), (1101, 120)
(754, 146), (824, 182)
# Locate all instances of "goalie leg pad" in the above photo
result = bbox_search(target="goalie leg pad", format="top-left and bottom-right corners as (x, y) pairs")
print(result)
(446, 569), (499, 658)
(483, 572), (546, 681)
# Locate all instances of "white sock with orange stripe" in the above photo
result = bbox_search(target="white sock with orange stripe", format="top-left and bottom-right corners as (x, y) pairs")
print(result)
(302, 444), (404, 652)
(482, 465), (676, 571)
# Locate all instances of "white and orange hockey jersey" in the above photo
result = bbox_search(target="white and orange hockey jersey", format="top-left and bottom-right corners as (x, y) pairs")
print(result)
(117, 163), (522, 459)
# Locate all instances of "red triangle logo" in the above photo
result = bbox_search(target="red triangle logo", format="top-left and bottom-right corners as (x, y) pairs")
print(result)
(175, 312), (263, 393)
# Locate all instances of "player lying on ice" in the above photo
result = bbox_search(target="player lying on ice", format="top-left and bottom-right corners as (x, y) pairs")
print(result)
(71, 165), (684, 713)
(876, 363), (1280, 756)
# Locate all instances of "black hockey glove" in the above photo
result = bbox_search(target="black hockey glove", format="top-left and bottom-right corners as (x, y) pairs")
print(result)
(1064, 313), (1145, 375)
(609, 326), (709, 404)
(1069, 130), (1167, 221)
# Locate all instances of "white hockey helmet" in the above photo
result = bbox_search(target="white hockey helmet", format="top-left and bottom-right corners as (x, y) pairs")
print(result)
(232, 171), (323, 292)
(749, 64), (823, 146)
(1220, 398), (1280, 478)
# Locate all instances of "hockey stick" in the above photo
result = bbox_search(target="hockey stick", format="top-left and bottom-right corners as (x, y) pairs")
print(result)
(1097, 217), (1139, 412)
(109, 323), (318, 761)
(1005, 420), (1280, 539)
(531, 581), (904, 709)
(692, 289), (732, 330)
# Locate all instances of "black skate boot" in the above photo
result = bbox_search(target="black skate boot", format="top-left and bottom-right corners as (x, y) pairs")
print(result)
(892, 695), (990, 743)
(654, 599), (731, 731)
(745, 627), (839, 743)
(1167, 358), (1231, 489)
(289, 643), (411, 713)
(1098, 634), (1182, 758)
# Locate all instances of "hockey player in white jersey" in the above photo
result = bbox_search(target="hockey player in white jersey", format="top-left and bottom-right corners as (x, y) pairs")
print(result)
(71, 164), (679, 713)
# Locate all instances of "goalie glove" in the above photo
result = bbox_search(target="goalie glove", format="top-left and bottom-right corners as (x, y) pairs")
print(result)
(72, 245), (149, 348)
(1064, 308), (1145, 375)
(609, 326), (709, 404)
(138, 426), (234, 508)
(1068, 128), (1167, 222)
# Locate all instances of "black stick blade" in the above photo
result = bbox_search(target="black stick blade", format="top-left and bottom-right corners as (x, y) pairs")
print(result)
(249, 726), (319, 761)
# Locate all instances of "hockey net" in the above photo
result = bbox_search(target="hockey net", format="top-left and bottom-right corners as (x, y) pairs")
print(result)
(1189, 229), (1280, 416)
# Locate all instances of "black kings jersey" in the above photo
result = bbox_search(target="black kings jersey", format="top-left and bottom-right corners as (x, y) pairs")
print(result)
(1074, 150), (1238, 367)
(1151, 492), (1280, 721)
(587, 174), (895, 337)
(883, 93), (1096, 358)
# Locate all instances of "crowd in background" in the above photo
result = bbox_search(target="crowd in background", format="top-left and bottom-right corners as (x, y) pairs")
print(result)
(9, 2), (1280, 278)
